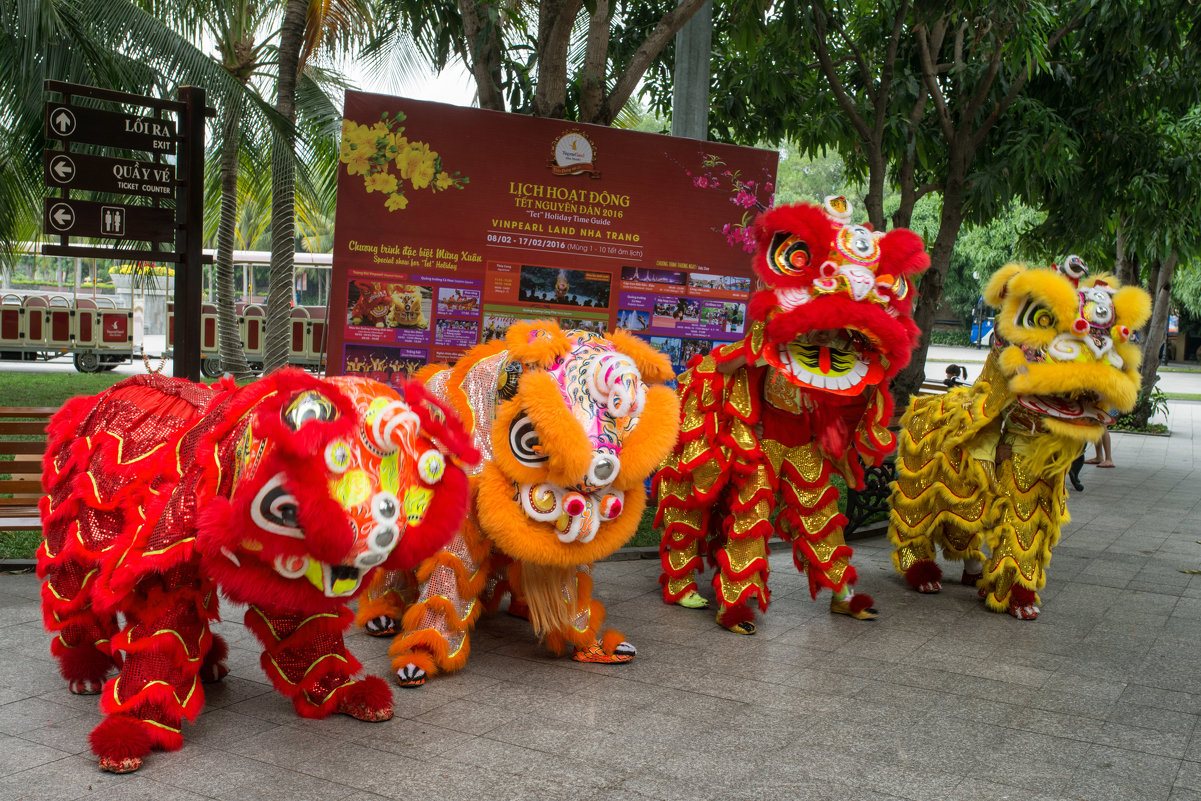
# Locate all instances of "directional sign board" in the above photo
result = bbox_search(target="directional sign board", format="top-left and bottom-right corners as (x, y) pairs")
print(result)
(45, 102), (177, 155)
(43, 151), (174, 198)
(43, 198), (174, 243)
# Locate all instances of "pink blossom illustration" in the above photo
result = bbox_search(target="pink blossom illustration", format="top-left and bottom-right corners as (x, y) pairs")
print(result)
(670, 151), (776, 253)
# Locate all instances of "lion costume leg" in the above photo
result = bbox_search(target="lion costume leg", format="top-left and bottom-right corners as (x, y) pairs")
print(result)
(514, 563), (635, 664)
(776, 444), (876, 620)
(710, 461), (772, 634)
(88, 571), (218, 773)
(40, 555), (120, 695)
(245, 604), (394, 721)
(388, 522), (491, 687)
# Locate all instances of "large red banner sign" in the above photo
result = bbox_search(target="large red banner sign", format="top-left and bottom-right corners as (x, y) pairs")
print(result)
(328, 90), (779, 383)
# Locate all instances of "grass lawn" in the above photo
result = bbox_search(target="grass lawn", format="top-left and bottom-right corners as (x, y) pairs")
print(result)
(0, 370), (132, 408)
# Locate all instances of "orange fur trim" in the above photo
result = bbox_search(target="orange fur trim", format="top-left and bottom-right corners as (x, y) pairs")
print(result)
(389, 629), (455, 676)
(607, 329), (675, 384)
(516, 372), (594, 485)
(600, 628), (627, 654)
(505, 320), (571, 367)
(476, 465), (646, 566)
(612, 385), (681, 491)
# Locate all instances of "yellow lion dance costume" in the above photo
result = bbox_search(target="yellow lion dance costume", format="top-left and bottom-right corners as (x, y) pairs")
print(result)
(889, 257), (1150, 618)
(354, 321), (679, 684)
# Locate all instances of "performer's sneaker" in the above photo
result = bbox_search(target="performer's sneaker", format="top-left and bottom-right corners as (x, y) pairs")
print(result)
(830, 594), (879, 620)
(397, 663), (427, 687)
(99, 756), (142, 774)
(69, 679), (103, 695)
(572, 642), (635, 664)
(677, 590), (709, 609)
(960, 570), (983, 587)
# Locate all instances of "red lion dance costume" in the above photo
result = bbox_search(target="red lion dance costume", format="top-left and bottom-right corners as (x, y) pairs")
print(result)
(656, 198), (930, 633)
(38, 369), (477, 772)
(355, 322), (679, 685)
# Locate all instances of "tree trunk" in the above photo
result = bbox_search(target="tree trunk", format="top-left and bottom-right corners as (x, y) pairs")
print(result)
(458, 0), (505, 110)
(1129, 252), (1177, 428)
(891, 157), (969, 409)
(214, 95), (252, 379)
(263, 0), (307, 373)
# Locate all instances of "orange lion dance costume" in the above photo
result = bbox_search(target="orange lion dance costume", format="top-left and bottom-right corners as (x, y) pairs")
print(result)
(656, 197), (930, 633)
(889, 258), (1150, 618)
(38, 370), (477, 772)
(355, 322), (679, 685)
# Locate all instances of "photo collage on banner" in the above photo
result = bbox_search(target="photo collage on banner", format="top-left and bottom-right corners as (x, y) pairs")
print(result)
(328, 91), (779, 383)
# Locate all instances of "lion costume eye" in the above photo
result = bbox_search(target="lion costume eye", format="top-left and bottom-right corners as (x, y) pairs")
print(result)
(283, 391), (336, 431)
(1018, 300), (1056, 330)
(769, 232), (812, 276)
(508, 414), (546, 466)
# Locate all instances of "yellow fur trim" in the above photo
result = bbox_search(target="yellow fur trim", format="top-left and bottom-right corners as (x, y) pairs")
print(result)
(983, 263), (1026, 306)
(505, 320), (571, 367)
(1112, 283), (1151, 331)
(612, 385), (681, 491)
(475, 464), (646, 566)
(607, 329), (675, 384)
(514, 562), (578, 638)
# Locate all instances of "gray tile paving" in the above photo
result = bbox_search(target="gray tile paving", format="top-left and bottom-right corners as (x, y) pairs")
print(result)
(2, 401), (1200, 800)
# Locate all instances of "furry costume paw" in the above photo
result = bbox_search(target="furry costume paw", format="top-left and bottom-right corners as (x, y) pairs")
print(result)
(364, 615), (396, 637)
(904, 560), (942, 593)
(335, 676), (394, 721)
(90, 714), (152, 773)
(397, 663), (427, 688)
(1007, 586), (1040, 620)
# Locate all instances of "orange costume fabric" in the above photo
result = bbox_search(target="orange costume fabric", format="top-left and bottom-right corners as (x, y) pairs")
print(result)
(355, 322), (680, 685)
(655, 198), (930, 632)
(38, 370), (476, 772)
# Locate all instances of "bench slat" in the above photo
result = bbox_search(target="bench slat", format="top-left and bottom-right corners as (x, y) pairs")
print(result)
(0, 408), (56, 419)
(0, 460), (42, 474)
(0, 421), (50, 436)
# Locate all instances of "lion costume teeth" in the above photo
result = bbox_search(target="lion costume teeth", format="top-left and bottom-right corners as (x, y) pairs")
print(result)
(356, 322), (679, 680)
(38, 370), (477, 772)
(888, 258), (1151, 618)
(655, 197), (930, 631)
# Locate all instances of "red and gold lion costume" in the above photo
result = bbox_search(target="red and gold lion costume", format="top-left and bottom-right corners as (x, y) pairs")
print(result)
(655, 198), (930, 633)
(354, 321), (680, 685)
(38, 369), (476, 772)
(889, 258), (1150, 618)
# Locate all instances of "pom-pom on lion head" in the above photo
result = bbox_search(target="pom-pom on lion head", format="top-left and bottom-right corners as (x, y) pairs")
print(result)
(476, 321), (679, 568)
(984, 258), (1151, 441)
(747, 197), (930, 395)
(199, 369), (477, 613)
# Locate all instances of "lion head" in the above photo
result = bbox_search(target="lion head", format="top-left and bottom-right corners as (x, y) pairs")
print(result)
(352, 282), (392, 327)
(474, 321), (679, 567)
(746, 197), (930, 395)
(199, 370), (477, 613)
(983, 258), (1151, 441)
(388, 285), (427, 328)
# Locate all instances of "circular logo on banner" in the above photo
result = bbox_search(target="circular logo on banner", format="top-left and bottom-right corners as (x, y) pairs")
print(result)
(549, 131), (599, 177)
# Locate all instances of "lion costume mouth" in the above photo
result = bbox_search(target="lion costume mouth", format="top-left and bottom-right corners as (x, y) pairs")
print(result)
(766, 328), (884, 395)
(1015, 393), (1115, 426)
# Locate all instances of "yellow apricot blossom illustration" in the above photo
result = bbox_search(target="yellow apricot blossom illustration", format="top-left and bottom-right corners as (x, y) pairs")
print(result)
(339, 111), (468, 212)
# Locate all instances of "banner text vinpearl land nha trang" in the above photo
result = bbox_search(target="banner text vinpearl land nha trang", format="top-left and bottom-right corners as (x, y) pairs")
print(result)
(327, 90), (779, 382)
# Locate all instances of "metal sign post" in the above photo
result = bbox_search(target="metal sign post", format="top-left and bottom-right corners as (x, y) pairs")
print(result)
(41, 79), (213, 381)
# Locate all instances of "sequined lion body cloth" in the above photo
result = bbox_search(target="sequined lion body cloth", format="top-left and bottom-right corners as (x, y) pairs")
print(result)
(655, 198), (931, 633)
(38, 370), (476, 772)
(888, 259), (1150, 619)
(355, 322), (680, 686)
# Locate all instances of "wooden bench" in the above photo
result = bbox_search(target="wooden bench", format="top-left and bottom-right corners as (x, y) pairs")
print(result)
(0, 407), (55, 537)
(844, 381), (951, 536)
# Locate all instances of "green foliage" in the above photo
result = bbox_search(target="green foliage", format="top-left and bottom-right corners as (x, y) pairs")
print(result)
(0, 531), (39, 560)
(930, 330), (972, 347)
(1114, 385), (1171, 430)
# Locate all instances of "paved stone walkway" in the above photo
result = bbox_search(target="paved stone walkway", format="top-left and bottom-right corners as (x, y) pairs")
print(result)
(2, 404), (1199, 801)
